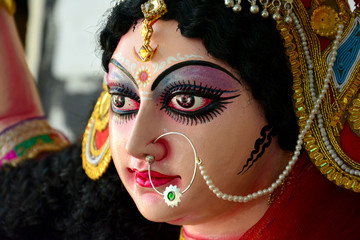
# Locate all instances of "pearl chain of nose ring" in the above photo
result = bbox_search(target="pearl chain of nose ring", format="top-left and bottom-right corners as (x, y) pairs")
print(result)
(146, 132), (199, 207)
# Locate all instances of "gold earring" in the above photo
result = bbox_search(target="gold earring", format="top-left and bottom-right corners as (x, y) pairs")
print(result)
(82, 78), (112, 180)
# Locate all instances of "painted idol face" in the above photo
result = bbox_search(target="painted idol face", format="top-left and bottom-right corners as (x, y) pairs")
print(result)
(108, 20), (286, 228)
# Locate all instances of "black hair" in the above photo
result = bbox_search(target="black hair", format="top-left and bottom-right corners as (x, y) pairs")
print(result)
(0, 143), (179, 239)
(100, 0), (299, 151)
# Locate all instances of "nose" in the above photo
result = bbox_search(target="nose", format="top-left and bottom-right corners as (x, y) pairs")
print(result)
(125, 102), (167, 161)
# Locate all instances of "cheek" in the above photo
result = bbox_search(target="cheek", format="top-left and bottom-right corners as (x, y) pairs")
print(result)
(199, 96), (267, 169)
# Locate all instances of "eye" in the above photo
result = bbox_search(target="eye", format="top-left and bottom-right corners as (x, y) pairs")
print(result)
(113, 95), (125, 108)
(168, 94), (212, 112)
(111, 95), (140, 113)
(160, 82), (240, 126)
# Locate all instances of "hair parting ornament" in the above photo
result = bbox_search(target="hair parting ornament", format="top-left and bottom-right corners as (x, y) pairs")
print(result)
(137, 0), (168, 62)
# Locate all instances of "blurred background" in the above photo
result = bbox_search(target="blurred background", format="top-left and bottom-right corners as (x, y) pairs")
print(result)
(14, 0), (113, 142)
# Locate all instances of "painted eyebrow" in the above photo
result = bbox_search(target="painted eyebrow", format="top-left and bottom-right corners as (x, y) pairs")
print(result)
(151, 60), (241, 91)
(110, 59), (138, 87)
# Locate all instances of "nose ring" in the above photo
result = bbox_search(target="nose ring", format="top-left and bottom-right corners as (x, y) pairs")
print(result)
(146, 132), (200, 208)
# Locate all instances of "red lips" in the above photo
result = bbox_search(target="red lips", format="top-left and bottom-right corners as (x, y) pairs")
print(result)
(132, 169), (179, 188)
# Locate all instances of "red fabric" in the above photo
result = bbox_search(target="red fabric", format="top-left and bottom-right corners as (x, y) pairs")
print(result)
(341, 122), (360, 164)
(241, 153), (360, 240)
(95, 126), (109, 150)
(355, 0), (360, 8)
(319, 37), (332, 51)
(301, 0), (312, 9)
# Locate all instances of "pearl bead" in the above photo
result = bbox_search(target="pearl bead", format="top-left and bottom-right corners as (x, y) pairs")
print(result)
(250, 4), (259, 14)
(232, 4), (242, 13)
(273, 12), (281, 21)
(225, 0), (235, 8)
(261, 10), (269, 18)
(285, 15), (292, 24)
(222, 194), (228, 200)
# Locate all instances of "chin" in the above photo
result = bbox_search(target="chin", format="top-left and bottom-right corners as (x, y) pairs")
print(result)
(135, 197), (185, 224)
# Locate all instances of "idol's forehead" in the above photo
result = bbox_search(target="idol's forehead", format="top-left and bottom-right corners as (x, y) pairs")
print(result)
(111, 20), (239, 79)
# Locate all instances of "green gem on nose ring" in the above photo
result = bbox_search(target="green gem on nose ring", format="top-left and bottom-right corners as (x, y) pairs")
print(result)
(167, 191), (175, 201)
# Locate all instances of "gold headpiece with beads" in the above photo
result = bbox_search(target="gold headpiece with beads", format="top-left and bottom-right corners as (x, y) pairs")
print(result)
(224, 0), (295, 23)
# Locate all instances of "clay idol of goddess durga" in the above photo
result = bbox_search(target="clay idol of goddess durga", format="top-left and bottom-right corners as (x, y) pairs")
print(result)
(1, 0), (360, 239)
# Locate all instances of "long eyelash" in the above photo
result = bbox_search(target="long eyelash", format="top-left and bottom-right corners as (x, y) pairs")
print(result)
(160, 80), (239, 125)
(160, 80), (226, 103)
(165, 105), (229, 126)
(108, 83), (140, 102)
(111, 110), (138, 125)
(109, 83), (139, 124)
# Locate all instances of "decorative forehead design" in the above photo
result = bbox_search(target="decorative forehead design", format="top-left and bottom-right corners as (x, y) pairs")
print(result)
(112, 51), (205, 77)
(111, 20), (212, 83)
(110, 20), (240, 90)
